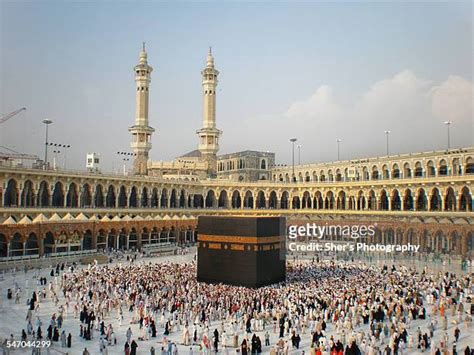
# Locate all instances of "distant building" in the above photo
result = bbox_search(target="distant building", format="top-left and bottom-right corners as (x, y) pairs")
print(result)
(217, 150), (275, 181)
(86, 153), (100, 172)
(139, 46), (274, 182)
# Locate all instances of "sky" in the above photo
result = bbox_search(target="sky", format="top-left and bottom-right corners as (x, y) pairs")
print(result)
(0, 1), (473, 172)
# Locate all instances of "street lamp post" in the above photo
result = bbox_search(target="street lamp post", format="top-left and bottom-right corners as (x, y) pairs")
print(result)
(52, 150), (61, 170)
(444, 121), (452, 149)
(336, 139), (342, 161)
(48, 143), (71, 170)
(117, 151), (136, 176)
(63, 145), (71, 170)
(297, 144), (302, 165)
(290, 138), (297, 182)
(42, 119), (53, 169)
(384, 130), (391, 155)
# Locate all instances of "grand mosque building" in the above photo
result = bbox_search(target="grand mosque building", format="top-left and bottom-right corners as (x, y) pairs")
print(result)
(0, 45), (473, 261)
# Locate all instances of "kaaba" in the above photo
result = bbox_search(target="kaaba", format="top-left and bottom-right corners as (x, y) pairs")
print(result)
(197, 216), (286, 288)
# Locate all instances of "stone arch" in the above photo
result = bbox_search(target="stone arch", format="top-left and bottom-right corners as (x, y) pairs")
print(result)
(218, 190), (228, 208)
(243, 191), (254, 208)
(336, 190), (346, 210)
(444, 187), (456, 211)
(179, 189), (186, 208)
(459, 186), (472, 211)
(450, 230), (461, 255)
(382, 164), (390, 179)
(301, 191), (312, 209)
(118, 186), (127, 208)
(150, 188), (159, 208)
(403, 162), (412, 178)
(0, 234), (7, 257)
(141, 187), (149, 208)
(169, 189), (178, 208)
(118, 228), (128, 250)
(319, 170), (326, 182)
(392, 163), (400, 178)
(94, 184), (105, 208)
(327, 169), (334, 182)
(465, 156), (474, 174)
(83, 230), (94, 250)
(452, 157), (461, 175)
(416, 188), (428, 211)
(314, 191), (323, 210)
(403, 189), (414, 211)
(205, 190), (217, 208)
(367, 190), (376, 210)
(362, 166), (369, 180)
(256, 191), (266, 209)
(128, 228), (138, 249)
(384, 228), (395, 244)
(438, 159), (448, 176)
(371, 165), (379, 180)
(97, 229), (107, 251)
(391, 189), (401, 211)
(81, 183), (92, 208)
(160, 188), (169, 208)
(325, 191), (335, 209)
(44, 232), (55, 254)
(357, 190), (366, 210)
(66, 182), (78, 208)
(280, 191), (289, 209)
(414, 161), (423, 177)
(379, 190), (389, 210)
(429, 187), (442, 211)
(426, 160), (436, 177)
(21, 180), (35, 207)
(348, 195), (356, 210)
(25, 233), (39, 256)
(292, 195), (301, 209)
(298, 172), (303, 182)
(335, 169), (343, 182)
(467, 231), (474, 255)
(141, 227), (150, 246)
(106, 185), (116, 208)
(52, 181), (65, 207)
(10, 233), (23, 256)
(129, 186), (138, 208)
(37, 181), (50, 207)
(231, 190), (241, 208)
(4, 178), (19, 207)
(269, 191), (278, 208)
(193, 194), (204, 208)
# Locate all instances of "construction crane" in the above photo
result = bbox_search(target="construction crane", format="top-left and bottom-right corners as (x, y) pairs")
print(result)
(0, 107), (26, 124)
(0, 108), (39, 166)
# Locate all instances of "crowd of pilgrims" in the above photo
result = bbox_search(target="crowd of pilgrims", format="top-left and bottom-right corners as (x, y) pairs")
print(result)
(60, 258), (472, 355)
(5, 257), (473, 355)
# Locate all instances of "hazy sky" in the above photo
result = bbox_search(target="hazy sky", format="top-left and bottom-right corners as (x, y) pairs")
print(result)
(1, 1), (473, 172)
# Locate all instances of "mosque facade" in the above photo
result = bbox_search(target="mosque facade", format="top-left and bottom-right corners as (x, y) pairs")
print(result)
(0, 45), (473, 260)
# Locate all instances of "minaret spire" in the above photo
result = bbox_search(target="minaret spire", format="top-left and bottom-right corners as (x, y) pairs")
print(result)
(129, 43), (155, 175)
(197, 47), (222, 177)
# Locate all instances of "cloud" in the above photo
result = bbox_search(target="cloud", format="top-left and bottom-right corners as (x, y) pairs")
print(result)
(430, 75), (474, 124)
(237, 70), (473, 164)
(284, 85), (342, 121)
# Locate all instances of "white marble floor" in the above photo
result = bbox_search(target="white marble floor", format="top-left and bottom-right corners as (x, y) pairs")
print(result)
(0, 252), (472, 355)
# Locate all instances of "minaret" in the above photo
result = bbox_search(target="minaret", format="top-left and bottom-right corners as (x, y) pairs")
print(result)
(129, 42), (155, 175)
(197, 47), (222, 177)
